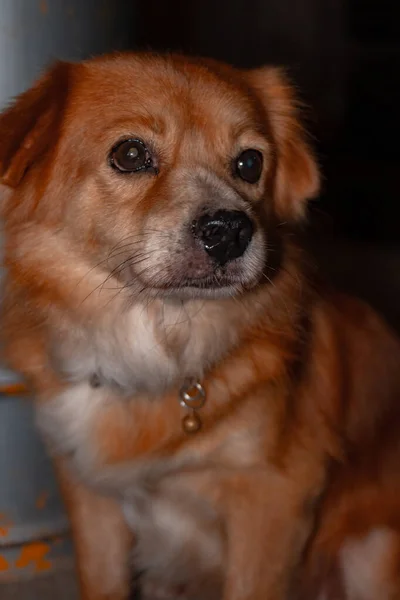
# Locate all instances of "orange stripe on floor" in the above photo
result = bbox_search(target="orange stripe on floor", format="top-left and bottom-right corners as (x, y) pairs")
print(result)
(16, 542), (52, 573)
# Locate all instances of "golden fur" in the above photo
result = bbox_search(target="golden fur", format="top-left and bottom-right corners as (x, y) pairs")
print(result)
(0, 52), (399, 600)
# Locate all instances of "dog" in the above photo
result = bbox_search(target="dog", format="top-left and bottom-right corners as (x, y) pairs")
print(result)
(1, 51), (400, 600)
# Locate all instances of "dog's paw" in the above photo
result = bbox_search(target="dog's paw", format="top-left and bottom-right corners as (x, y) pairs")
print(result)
(132, 570), (222, 600)
(135, 577), (186, 599)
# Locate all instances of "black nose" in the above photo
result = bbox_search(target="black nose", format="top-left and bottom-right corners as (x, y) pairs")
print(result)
(193, 210), (254, 266)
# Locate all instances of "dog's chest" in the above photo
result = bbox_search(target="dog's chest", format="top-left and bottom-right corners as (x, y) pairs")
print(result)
(37, 355), (266, 559)
(54, 304), (180, 394)
(53, 299), (231, 397)
(38, 299), (262, 509)
(37, 379), (172, 477)
(41, 303), (207, 474)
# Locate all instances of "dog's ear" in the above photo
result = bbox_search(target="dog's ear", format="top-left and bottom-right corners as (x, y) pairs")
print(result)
(0, 61), (71, 188)
(247, 67), (320, 220)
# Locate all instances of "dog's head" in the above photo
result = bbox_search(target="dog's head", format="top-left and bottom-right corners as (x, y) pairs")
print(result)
(0, 53), (319, 301)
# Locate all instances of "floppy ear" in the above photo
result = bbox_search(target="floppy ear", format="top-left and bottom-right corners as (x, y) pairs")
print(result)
(247, 67), (320, 220)
(0, 61), (71, 188)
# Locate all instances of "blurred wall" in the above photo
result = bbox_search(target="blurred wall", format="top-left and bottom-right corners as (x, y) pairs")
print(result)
(0, 0), (136, 109)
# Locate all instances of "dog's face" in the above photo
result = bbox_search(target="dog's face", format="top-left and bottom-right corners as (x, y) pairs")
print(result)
(0, 53), (319, 301)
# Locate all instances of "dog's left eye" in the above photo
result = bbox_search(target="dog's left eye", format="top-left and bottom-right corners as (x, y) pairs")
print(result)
(109, 139), (153, 173)
(235, 149), (263, 184)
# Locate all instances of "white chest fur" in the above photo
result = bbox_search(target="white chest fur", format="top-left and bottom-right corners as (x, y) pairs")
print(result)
(53, 303), (178, 394)
(52, 297), (240, 397)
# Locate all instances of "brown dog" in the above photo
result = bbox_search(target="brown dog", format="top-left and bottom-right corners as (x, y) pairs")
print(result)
(1, 52), (400, 600)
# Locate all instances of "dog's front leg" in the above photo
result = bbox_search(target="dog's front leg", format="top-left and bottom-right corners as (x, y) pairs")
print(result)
(55, 459), (133, 600)
(218, 467), (322, 600)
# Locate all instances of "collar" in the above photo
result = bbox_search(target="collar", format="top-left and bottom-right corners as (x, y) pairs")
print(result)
(179, 378), (206, 434)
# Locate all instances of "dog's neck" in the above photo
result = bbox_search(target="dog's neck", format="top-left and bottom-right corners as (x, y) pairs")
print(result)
(53, 266), (306, 401)
(51, 292), (263, 396)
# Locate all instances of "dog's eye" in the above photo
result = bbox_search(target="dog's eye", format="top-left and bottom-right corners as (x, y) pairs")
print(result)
(235, 149), (263, 184)
(110, 139), (153, 173)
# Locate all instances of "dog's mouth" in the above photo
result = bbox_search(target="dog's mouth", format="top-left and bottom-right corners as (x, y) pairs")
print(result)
(149, 272), (260, 299)
(129, 245), (267, 299)
(111, 210), (271, 300)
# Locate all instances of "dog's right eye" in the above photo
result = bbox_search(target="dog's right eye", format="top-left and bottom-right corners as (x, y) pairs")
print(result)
(109, 139), (154, 173)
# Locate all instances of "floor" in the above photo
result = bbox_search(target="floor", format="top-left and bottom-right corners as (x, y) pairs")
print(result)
(0, 565), (79, 599)
(0, 561), (142, 599)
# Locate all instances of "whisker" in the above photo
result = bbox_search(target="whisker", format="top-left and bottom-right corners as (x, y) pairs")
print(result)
(79, 251), (156, 306)
(107, 252), (154, 279)
(109, 232), (172, 257)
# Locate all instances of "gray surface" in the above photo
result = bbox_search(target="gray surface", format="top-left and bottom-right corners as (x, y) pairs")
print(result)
(0, 395), (69, 547)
